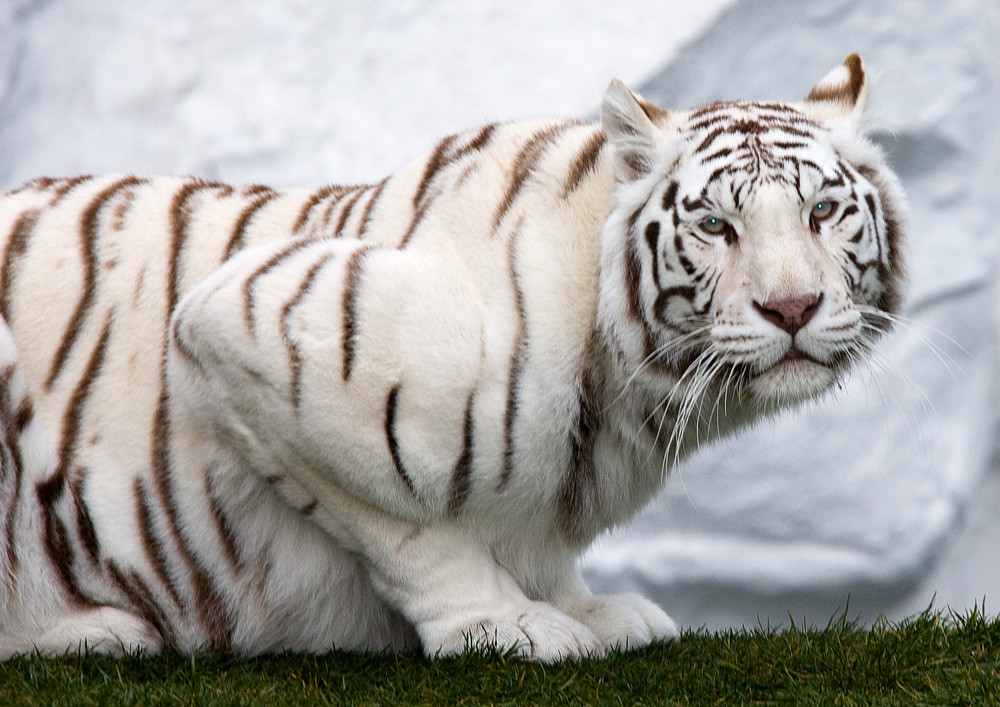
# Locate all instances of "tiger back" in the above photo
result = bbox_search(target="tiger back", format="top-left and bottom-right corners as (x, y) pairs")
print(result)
(0, 54), (905, 660)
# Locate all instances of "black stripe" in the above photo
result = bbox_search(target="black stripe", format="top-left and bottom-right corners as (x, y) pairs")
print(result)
(46, 176), (146, 391)
(643, 221), (662, 289)
(384, 386), (415, 494)
(447, 394), (475, 516)
(340, 247), (370, 382)
(654, 286), (697, 326)
(624, 225), (658, 362)
(280, 252), (335, 413)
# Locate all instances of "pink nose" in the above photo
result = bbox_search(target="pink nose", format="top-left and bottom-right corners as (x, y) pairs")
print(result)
(752, 293), (823, 336)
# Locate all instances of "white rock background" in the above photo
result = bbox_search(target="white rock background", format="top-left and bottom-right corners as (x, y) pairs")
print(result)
(1, 0), (997, 631)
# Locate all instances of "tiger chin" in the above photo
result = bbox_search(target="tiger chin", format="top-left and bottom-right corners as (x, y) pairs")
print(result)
(0, 54), (904, 662)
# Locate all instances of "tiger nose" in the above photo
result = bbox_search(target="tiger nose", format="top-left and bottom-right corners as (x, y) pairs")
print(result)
(752, 293), (823, 336)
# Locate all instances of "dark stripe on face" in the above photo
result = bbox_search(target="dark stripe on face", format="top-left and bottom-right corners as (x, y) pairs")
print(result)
(1, 209), (40, 322)
(133, 477), (182, 609)
(241, 239), (313, 339)
(46, 176), (147, 391)
(384, 386), (415, 494)
(492, 123), (570, 232)
(280, 252), (335, 413)
(673, 233), (697, 275)
(643, 221), (663, 289)
(225, 191), (279, 260)
(447, 394), (475, 516)
(562, 129), (606, 197)
(624, 228), (658, 362)
(340, 247), (370, 382)
(654, 286), (697, 327)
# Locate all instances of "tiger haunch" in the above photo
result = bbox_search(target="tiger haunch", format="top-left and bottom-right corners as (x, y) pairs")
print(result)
(0, 54), (904, 660)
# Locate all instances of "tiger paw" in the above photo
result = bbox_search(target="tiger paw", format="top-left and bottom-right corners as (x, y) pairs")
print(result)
(419, 602), (601, 661)
(564, 593), (679, 651)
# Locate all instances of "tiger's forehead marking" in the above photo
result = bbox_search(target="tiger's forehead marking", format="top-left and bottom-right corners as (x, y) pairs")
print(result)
(673, 100), (834, 197)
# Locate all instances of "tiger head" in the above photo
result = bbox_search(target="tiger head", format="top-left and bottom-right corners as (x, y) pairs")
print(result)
(597, 54), (907, 412)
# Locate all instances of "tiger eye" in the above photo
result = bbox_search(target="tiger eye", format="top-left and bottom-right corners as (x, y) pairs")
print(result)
(699, 216), (729, 235)
(811, 200), (837, 221)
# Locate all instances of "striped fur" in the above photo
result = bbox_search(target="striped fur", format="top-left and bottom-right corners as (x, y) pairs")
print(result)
(0, 55), (905, 660)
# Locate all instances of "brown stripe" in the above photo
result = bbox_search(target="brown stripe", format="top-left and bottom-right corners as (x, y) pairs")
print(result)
(69, 470), (100, 566)
(340, 246), (370, 382)
(36, 470), (94, 606)
(332, 187), (368, 237)
(241, 238), (313, 338)
(498, 225), (526, 492)
(280, 251), (335, 413)
(45, 177), (147, 391)
(204, 468), (242, 573)
(562, 129), (606, 197)
(624, 224), (658, 363)
(447, 394), (475, 516)
(0, 209), (40, 322)
(105, 560), (175, 648)
(225, 190), (279, 260)
(150, 386), (233, 648)
(356, 178), (388, 238)
(133, 477), (182, 609)
(167, 180), (231, 314)
(450, 123), (498, 162)
(53, 314), (113, 484)
(292, 184), (348, 234)
(384, 386), (415, 494)
(558, 362), (602, 543)
(413, 134), (459, 211)
(493, 123), (571, 232)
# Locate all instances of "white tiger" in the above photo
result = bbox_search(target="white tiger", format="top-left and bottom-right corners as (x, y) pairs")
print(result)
(0, 54), (905, 661)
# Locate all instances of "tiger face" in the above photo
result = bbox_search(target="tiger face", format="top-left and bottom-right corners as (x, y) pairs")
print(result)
(600, 54), (906, 410)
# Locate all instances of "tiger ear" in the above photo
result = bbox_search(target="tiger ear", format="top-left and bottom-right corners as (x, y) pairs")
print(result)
(801, 53), (869, 130)
(601, 79), (667, 181)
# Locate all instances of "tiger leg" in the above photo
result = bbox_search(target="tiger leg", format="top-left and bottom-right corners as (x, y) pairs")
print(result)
(0, 318), (163, 659)
(547, 570), (680, 650)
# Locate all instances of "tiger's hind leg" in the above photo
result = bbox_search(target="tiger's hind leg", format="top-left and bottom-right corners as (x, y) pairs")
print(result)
(0, 607), (163, 659)
(0, 318), (163, 659)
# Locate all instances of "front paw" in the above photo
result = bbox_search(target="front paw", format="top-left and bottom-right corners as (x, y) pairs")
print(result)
(567, 593), (679, 651)
(420, 602), (601, 661)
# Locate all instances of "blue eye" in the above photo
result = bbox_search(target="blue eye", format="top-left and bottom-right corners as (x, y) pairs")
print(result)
(699, 216), (729, 235)
(811, 200), (837, 221)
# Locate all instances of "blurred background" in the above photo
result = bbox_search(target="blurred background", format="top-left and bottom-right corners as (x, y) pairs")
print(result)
(1, 0), (997, 631)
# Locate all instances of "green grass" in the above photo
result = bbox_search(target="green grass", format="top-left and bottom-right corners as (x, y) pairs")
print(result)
(2, 607), (998, 706)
